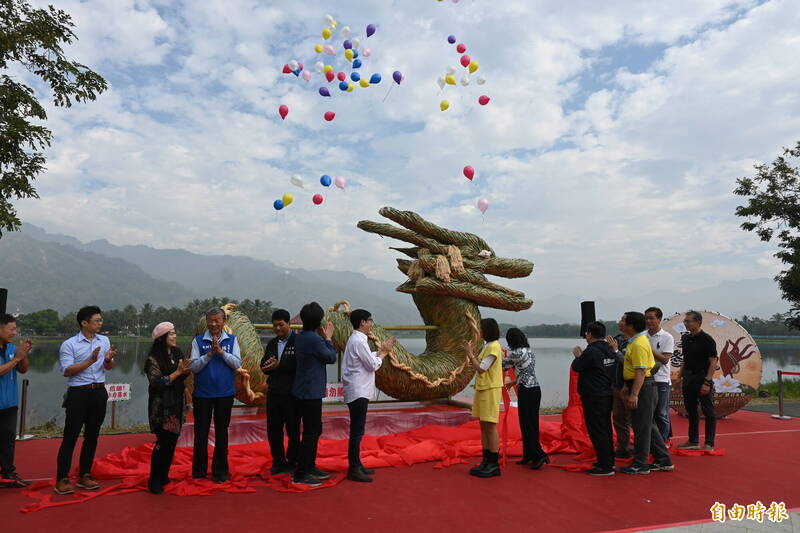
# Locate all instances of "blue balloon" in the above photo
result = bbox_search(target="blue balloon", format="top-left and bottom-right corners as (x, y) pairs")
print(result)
(293, 69), (301, 76)
(273, 199), (284, 211)
(352, 59), (362, 69)
(369, 73), (381, 84)
(339, 81), (349, 91)
(353, 49), (359, 58)
(350, 72), (361, 82)
(320, 175), (332, 187)
(447, 35), (456, 44)
(319, 87), (331, 97)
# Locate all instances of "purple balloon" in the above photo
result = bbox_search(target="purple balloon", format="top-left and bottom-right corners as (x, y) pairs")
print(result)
(343, 39), (352, 50)
(447, 35), (456, 44)
(392, 70), (403, 84)
(319, 87), (331, 97)
(366, 24), (376, 37)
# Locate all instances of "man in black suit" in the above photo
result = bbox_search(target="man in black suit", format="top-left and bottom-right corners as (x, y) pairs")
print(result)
(260, 309), (300, 475)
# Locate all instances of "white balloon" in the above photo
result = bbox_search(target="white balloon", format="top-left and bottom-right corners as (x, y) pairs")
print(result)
(324, 14), (333, 23)
(436, 76), (445, 89)
(290, 174), (304, 188)
(288, 60), (299, 71)
(351, 37), (360, 49)
(314, 61), (324, 72)
(341, 25), (351, 37)
(460, 75), (470, 86)
(476, 76), (487, 85)
(446, 65), (456, 75)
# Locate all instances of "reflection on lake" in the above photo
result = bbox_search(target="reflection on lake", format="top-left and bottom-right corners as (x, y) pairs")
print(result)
(17, 337), (800, 429)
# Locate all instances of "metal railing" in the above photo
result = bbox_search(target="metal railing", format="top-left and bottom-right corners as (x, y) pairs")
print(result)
(771, 370), (799, 420)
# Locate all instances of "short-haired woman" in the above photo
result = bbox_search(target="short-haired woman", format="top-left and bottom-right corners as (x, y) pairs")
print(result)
(464, 318), (503, 478)
(146, 322), (191, 494)
(504, 327), (549, 469)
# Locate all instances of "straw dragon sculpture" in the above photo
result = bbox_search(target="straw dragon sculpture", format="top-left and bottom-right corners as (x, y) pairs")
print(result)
(194, 207), (534, 404)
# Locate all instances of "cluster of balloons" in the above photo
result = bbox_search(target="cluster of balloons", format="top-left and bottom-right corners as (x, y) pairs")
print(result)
(438, 34), (491, 112)
(274, 173), (347, 210)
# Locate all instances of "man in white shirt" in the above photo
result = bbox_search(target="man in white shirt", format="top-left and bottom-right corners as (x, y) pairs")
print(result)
(645, 307), (675, 443)
(342, 309), (395, 482)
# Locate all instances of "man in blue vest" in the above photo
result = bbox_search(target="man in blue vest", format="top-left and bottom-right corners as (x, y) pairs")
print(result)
(0, 314), (31, 488)
(190, 308), (241, 483)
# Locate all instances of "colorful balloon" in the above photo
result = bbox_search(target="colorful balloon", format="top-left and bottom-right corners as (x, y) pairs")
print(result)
(334, 176), (346, 189)
(319, 87), (331, 97)
(460, 75), (470, 86)
(437, 77), (445, 89)
(312, 194), (324, 205)
(278, 105), (289, 120)
(478, 95), (490, 105)
(460, 54), (471, 68)
(323, 64), (334, 72)
(352, 38), (361, 49)
(324, 14), (334, 24)
(352, 49), (359, 58)
(369, 73), (381, 84)
(314, 44), (323, 54)
(320, 175), (332, 187)
(463, 166), (475, 180)
(325, 70), (335, 82)
(314, 61), (325, 72)
(288, 60), (299, 71)
(476, 75), (487, 85)
(337, 71), (346, 81)
(341, 25), (351, 37)
(339, 81), (349, 91)
(440, 100), (450, 111)
(324, 111), (336, 121)
(351, 72), (361, 82)
(343, 39), (352, 50)
(347, 82), (354, 92)
(456, 43), (466, 53)
(477, 197), (489, 214)
(468, 60), (479, 73)
(366, 24), (376, 37)
(352, 59), (362, 69)
(447, 35), (456, 44)
(344, 49), (354, 61)
(290, 174), (304, 188)
(324, 45), (335, 55)
(301, 70), (312, 81)
(362, 48), (371, 57)
(359, 78), (370, 88)
(273, 199), (284, 211)
(282, 193), (294, 207)
(282, 64), (291, 74)
(393, 71), (403, 84)
(293, 68), (301, 77)
(322, 28), (332, 40)
(445, 74), (456, 85)
(446, 65), (457, 75)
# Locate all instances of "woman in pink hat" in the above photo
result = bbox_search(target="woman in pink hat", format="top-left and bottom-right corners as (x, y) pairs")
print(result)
(145, 322), (191, 494)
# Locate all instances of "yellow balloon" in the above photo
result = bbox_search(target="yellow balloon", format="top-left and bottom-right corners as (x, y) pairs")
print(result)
(322, 28), (332, 40)
(332, 19), (338, 28)
(344, 49), (354, 61)
(314, 44), (323, 53)
(445, 74), (456, 85)
(323, 64), (333, 73)
(440, 100), (450, 111)
(347, 82), (354, 92)
(282, 193), (294, 207)
(469, 61), (479, 73)
(359, 78), (370, 88)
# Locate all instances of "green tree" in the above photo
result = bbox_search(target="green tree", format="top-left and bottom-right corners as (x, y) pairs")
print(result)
(1, 0), (107, 235)
(18, 307), (58, 334)
(734, 141), (800, 329)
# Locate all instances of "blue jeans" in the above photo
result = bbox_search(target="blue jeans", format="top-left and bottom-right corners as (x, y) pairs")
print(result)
(654, 382), (671, 442)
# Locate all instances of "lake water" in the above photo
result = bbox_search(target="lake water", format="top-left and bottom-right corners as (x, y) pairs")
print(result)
(13, 337), (800, 429)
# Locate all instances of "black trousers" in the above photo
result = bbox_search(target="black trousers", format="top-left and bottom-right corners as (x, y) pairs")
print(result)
(56, 387), (108, 479)
(612, 386), (632, 453)
(347, 397), (369, 470)
(517, 385), (546, 461)
(581, 395), (613, 470)
(149, 428), (179, 488)
(295, 398), (323, 476)
(192, 395), (233, 478)
(630, 380), (670, 467)
(682, 374), (716, 446)
(0, 407), (18, 477)
(266, 392), (300, 466)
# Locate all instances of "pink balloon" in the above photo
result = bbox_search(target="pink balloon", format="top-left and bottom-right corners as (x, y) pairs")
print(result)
(456, 43), (466, 53)
(463, 166), (474, 180)
(301, 70), (312, 81)
(460, 54), (471, 68)
(477, 197), (489, 214)
(324, 111), (336, 121)
(313, 194), (324, 205)
(324, 45), (335, 55)
(478, 95), (490, 105)
(334, 176), (346, 189)
(362, 48), (371, 57)
(278, 105), (289, 120)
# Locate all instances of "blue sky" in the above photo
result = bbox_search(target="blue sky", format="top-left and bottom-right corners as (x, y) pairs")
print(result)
(16, 0), (800, 315)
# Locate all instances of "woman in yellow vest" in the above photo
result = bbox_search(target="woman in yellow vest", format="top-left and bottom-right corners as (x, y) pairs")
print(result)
(464, 318), (503, 478)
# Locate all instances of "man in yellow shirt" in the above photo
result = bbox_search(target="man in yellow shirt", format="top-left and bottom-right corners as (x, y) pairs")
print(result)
(619, 312), (673, 474)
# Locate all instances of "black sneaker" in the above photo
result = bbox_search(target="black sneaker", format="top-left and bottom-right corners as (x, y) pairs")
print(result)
(309, 467), (331, 480)
(347, 469), (373, 483)
(270, 463), (294, 475)
(359, 466), (375, 475)
(621, 464), (651, 475)
(648, 462), (675, 472)
(586, 467), (615, 477)
(1, 473), (30, 488)
(292, 473), (322, 487)
(211, 473), (231, 484)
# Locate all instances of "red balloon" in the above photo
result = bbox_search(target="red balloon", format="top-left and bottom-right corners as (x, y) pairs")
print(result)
(282, 64), (292, 74)
(456, 43), (466, 53)
(325, 70), (335, 82)
(478, 95), (491, 105)
(313, 194), (324, 205)
(463, 165), (474, 180)
(324, 111), (336, 121)
(278, 105), (289, 120)
(460, 54), (471, 68)
(298, 62), (303, 71)
(337, 71), (346, 81)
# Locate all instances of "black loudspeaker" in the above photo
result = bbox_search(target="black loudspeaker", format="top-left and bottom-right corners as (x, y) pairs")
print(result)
(579, 301), (596, 337)
(0, 288), (7, 315)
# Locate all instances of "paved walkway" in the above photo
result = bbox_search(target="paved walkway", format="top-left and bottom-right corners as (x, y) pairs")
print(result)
(641, 511), (799, 532)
